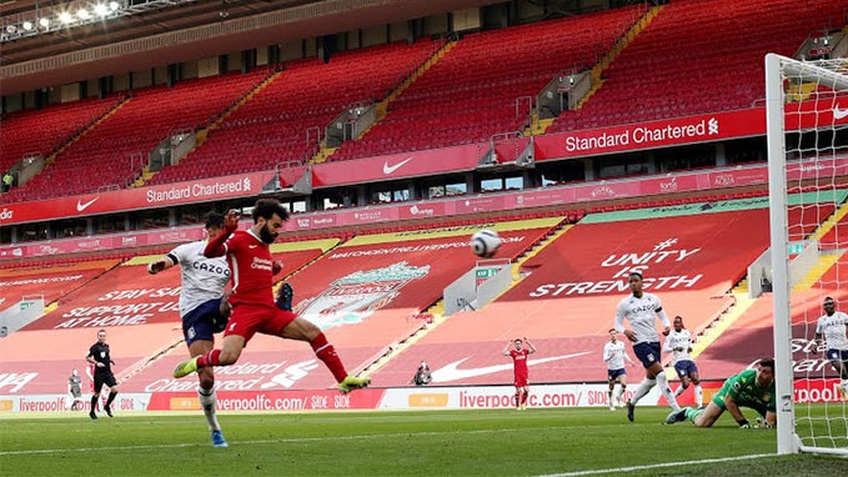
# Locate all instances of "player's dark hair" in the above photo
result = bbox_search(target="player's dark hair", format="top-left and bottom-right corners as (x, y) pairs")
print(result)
(252, 199), (290, 223)
(628, 271), (643, 280)
(758, 357), (775, 370)
(204, 211), (224, 229)
(609, 328), (617, 333)
(824, 296), (834, 304)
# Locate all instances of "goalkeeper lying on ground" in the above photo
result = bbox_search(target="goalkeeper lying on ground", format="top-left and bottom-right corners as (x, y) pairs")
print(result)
(666, 357), (776, 428)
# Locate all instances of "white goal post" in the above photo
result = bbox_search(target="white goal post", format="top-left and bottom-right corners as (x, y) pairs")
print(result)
(766, 54), (848, 456)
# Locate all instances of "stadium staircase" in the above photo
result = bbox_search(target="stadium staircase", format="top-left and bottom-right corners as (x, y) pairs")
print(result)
(312, 39), (456, 165)
(525, 2), (664, 138)
(681, 291), (757, 363)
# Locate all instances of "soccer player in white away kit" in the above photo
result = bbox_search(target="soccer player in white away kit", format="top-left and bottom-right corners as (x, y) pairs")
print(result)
(814, 296), (848, 398)
(603, 329), (635, 411)
(148, 212), (232, 448)
(663, 315), (703, 408)
(614, 272), (681, 421)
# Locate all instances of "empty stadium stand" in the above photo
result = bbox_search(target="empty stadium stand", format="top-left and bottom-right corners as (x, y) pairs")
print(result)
(331, 7), (640, 161)
(148, 40), (440, 184)
(1, 70), (268, 202)
(0, 98), (118, 174)
(548, 0), (846, 133)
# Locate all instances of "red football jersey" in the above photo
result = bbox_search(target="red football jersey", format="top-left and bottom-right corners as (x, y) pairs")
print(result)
(224, 230), (275, 307)
(510, 349), (529, 379)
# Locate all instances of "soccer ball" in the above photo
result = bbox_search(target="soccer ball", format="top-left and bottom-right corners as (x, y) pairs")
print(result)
(470, 229), (502, 258)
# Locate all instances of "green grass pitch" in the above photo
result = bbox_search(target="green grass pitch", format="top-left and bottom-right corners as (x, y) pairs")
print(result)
(1, 407), (845, 476)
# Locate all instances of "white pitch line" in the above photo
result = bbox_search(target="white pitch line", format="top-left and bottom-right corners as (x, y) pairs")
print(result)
(0, 426), (567, 456)
(532, 453), (776, 477)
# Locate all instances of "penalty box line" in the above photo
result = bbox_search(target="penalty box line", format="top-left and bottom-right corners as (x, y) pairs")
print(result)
(0, 426), (571, 456)
(533, 453), (775, 477)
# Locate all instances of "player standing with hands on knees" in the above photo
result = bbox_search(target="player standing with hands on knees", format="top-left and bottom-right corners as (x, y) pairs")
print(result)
(603, 329), (635, 411)
(172, 200), (370, 393)
(614, 272), (681, 421)
(503, 337), (537, 410)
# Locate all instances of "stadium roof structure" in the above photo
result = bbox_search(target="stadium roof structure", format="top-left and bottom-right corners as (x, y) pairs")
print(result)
(0, 0), (499, 95)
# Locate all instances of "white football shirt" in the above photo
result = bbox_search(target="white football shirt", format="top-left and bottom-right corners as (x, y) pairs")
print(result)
(663, 329), (693, 364)
(603, 341), (627, 370)
(816, 311), (848, 351)
(168, 240), (231, 318)
(614, 292), (670, 345)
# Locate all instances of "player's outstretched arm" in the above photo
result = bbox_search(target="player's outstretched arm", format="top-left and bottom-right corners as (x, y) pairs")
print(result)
(147, 254), (177, 275)
(204, 211), (239, 258)
(525, 337), (537, 354)
(723, 395), (750, 427)
(502, 341), (512, 356)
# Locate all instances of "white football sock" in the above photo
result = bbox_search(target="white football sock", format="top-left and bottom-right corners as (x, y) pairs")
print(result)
(694, 384), (704, 408)
(630, 378), (655, 405)
(673, 385), (684, 397)
(655, 372), (680, 412)
(198, 387), (221, 432)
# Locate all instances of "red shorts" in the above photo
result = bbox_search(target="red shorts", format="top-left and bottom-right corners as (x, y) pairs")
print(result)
(224, 304), (297, 343)
(514, 374), (528, 388)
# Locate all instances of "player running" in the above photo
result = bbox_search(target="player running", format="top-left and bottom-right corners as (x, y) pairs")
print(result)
(614, 272), (681, 421)
(666, 358), (776, 428)
(148, 212), (232, 448)
(86, 329), (119, 420)
(603, 329), (635, 411)
(503, 338), (537, 410)
(815, 296), (848, 398)
(172, 199), (370, 393)
(663, 315), (703, 408)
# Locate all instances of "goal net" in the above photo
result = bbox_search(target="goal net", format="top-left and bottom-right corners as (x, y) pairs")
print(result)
(766, 54), (848, 456)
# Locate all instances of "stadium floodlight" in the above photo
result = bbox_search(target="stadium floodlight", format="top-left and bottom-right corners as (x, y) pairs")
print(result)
(58, 11), (74, 24)
(94, 4), (110, 16)
(109, 1), (121, 11)
(766, 54), (848, 457)
(39, 17), (50, 28)
(22, 21), (33, 31)
(77, 8), (91, 20)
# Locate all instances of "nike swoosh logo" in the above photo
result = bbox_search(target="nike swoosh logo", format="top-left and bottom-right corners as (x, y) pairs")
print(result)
(249, 245), (258, 249)
(834, 107), (848, 120)
(76, 197), (99, 212)
(382, 157), (413, 175)
(430, 351), (592, 383)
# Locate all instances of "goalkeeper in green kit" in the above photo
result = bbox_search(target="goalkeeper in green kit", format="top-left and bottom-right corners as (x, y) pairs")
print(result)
(666, 357), (776, 428)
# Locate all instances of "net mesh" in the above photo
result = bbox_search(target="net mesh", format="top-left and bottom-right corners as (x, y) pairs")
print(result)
(778, 57), (848, 453)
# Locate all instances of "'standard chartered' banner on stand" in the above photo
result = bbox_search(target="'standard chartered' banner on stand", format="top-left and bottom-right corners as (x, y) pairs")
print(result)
(0, 170), (276, 226)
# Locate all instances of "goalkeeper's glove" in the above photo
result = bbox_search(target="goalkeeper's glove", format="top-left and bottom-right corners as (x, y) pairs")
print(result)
(755, 417), (773, 429)
(737, 418), (751, 428)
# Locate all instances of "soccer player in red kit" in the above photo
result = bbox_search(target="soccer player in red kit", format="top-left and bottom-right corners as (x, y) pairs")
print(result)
(502, 337), (537, 410)
(172, 199), (371, 393)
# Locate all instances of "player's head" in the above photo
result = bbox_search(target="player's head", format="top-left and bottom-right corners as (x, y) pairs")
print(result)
(609, 328), (618, 341)
(756, 357), (775, 387)
(673, 315), (684, 331)
(628, 272), (643, 295)
(252, 199), (290, 244)
(97, 329), (106, 343)
(72, 368), (78, 376)
(204, 211), (225, 237)
(420, 361), (428, 369)
(823, 296), (835, 315)
(514, 338), (523, 350)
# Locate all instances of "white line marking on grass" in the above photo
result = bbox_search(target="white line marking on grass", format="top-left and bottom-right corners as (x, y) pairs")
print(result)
(0, 426), (563, 456)
(533, 453), (776, 477)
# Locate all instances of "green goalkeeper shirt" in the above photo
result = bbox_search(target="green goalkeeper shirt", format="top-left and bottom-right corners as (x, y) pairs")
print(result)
(713, 369), (776, 415)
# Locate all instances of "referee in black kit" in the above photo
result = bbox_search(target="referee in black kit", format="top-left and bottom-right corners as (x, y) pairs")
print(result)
(86, 329), (119, 420)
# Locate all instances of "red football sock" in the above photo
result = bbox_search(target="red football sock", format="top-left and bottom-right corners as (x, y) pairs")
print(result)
(197, 349), (221, 368)
(310, 333), (347, 383)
